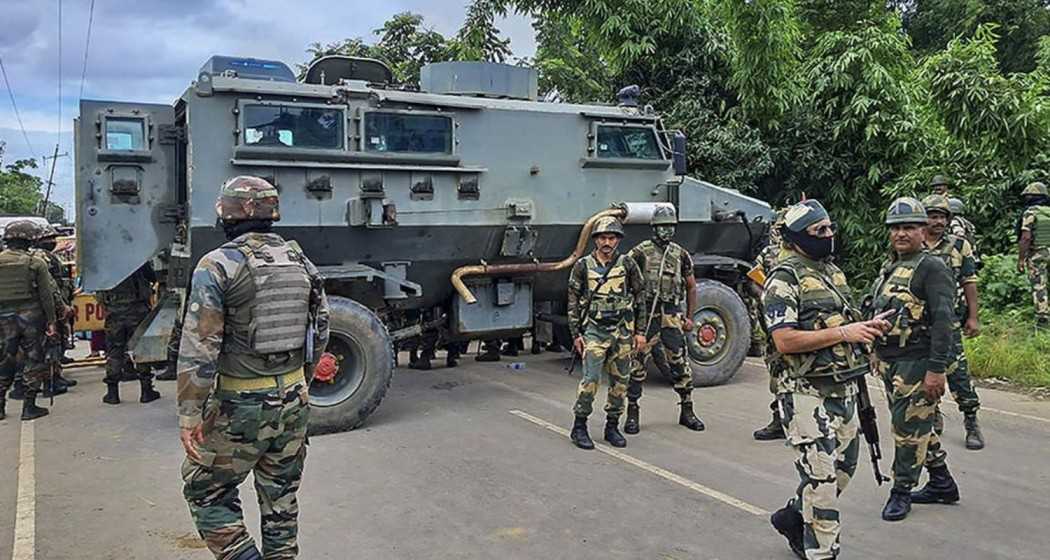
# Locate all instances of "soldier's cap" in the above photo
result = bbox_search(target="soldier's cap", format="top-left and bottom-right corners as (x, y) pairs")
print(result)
(921, 194), (951, 216)
(929, 174), (951, 187)
(650, 205), (678, 226)
(885, 196), (928, 225)
(783, 200), (829, 233)
(1022, 181), (1049, 197)
(948, 197), (965, 215)
(592, 216), (625, 238)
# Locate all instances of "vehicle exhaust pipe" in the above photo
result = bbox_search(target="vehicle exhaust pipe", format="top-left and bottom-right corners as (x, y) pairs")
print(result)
(450, 202), (673, 304)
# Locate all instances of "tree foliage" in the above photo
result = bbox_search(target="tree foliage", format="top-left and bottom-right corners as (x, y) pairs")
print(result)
(0, 150), (45, 217)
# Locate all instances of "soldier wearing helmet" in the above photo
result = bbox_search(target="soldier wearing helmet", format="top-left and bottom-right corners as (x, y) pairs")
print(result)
(178, 176), (330, 560)
(0, 219), (60, 421)
(868, 197), (960, 523)
(929, 174), (952, 196)
(99, 262), (160, 405)
(947, 197), (979, 258)
(763, 200), (889, 559)
(920, 194), (984, 450)
(1018, 181), (1050, 328)
(566, 215), (647, 450)
(623, 205), (705, 436)
(752, 208), (789, 442)
(32, 224), (77, 389)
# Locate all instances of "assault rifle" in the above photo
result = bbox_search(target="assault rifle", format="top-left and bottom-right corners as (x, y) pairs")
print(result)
(44, 332), (64, 406)
(855, 377), (889, 485)
(304, 275), (325, 376)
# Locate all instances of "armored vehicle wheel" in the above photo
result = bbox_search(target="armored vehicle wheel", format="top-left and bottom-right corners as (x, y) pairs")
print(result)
(685, 280), (750, 387)
(308, 296), (394, 435)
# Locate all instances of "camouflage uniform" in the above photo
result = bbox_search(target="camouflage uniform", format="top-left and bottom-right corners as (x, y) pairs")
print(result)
(753, 210), (788, 440)
(0, 221), (59, 420)
(568, 251), (646, 420)
(764, 244), (865, 560)
(179, 176), (330, 560)
(100, 263), (158, 402)
(870, 196), (960, 521)
(1021, 204), (1050, 324)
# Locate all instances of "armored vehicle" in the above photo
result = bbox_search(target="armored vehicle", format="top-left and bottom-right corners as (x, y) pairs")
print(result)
(75, 55), (772, 434)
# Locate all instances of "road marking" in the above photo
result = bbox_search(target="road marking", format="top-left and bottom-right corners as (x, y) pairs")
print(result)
(509, 409), (770, 517)
(12, 420), (35, 560)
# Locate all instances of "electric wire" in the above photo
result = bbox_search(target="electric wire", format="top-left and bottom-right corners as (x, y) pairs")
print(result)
(0, 56), (39, 160)
(78, 0), (95, 101)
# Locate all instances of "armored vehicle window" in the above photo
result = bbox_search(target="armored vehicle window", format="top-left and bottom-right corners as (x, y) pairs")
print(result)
(364, 113), (452, 154)
(244, 105), (343, 149)
(105, 118), (146, 151)
(596, 125), (662, 160)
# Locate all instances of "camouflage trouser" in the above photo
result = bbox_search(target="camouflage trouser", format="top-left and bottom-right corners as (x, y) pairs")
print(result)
(104, 301), (152, 385)
(944, 327), (979, 417)
(628, 301), (692, 403)
(1025, 255), (1050, 322)
(574, 324), (633, 419)
(182, 382), (310, 560)
(777, 392), (859, 560)
(0, 308), (49, 397)
(877, 358), (947, 492)
(747, 292), (766, 353)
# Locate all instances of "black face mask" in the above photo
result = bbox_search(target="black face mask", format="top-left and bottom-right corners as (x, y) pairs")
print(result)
(37, 240), (57, 252)
(221, 220), (273, 240)
(1025, 196), (1050, 208)
(784, 229), (835, 260)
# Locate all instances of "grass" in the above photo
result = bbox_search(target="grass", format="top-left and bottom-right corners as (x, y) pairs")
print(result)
(965, 311), (1050, 389)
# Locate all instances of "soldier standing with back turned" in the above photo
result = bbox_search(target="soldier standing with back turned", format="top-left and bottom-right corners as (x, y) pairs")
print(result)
(0, 220), (59, 421)
(1018, 181), (1050, 329)
(921, 194), (984, 449)
(763, 201), (889, 560)
(870, 197), (961, 522)
(567, 216), (647, 450)
(624, 206), (705, 434)
(99, 262), (161, 405)
(179, 176), (329, 560)
(33, 224), (77, 388)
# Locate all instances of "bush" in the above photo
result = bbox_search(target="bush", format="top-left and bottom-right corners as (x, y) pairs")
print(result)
(965, 312), (1050, 387)
(977, 253), (1032, 316)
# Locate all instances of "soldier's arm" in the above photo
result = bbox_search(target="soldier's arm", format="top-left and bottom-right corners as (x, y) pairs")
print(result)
(176, 256), (231, 430)
(567, 261), (585, 339)
(915, 258), (955, 374)
(766, 270), (881, 353)
(959, 240), (979, 323)
(681, 251), (697, 318)
(627, 258), (648, 335)
(1019, 210), (1035, 265)
(32, 259), (59, 324)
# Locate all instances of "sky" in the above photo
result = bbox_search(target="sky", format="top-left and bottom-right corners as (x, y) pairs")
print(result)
(0, 0), (537, 221)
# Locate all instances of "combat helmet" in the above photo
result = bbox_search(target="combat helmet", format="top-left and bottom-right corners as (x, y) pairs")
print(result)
(921, 194), (951, 216)
(2, 219), (42, 242)
(592, 216), (624, 238)
(650, 205), (677, 226)
(215, 175), (281, 223)
(1022, 181), (1049, 197)
(930, 175), (951, 188)
(36, 224), (60, 240)
(885, 197), (928, 225)
(948, 197), (965, 216)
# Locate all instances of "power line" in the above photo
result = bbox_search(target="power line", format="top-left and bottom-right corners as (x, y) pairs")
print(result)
(57, 0), (63, 143)
(0, 56), (38, 160)
(79, 0), (96, 101)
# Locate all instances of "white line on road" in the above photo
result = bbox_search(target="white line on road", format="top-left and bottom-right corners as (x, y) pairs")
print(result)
(12, 420), (35, 560)
(509, 409), (770, 517)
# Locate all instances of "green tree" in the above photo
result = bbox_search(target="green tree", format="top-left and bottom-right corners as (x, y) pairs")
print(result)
(455, 0), (513, 62)
(0, 154), (44, 216)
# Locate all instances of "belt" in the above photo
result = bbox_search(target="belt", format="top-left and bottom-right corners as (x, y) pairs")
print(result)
(218, 367), (305, 392)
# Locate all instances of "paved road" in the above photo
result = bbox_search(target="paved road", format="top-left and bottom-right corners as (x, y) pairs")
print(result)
(2, 349), (1049, 560)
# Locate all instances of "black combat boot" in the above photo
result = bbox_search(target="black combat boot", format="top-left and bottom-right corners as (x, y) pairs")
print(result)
(753, 408), (786, 441)
(964, 413), (985, 450)
(20, 394), (49, 421)
(445, 352), (459, 368)
(501, 340), (520, 357)
(230, 545), (262, 560)
(678, 401), (706, 431)
(140, 378), (161, 403)
(0, 398), (6, 421)
(624, 402), (640, 435)
(8, 380), (25, 401)
(911, 464), (960, 504)
(570, 416), (594, 450)
(475, 342), (501, 362)
(102, 383), (120, 405)
(881, 489), (912, 521)
(531, 340), (544, 355)
(770, 500), (805, 560)
(155, 363), (177, 381)
(409, 351), (432, 370)
(604, 417), (627, 448)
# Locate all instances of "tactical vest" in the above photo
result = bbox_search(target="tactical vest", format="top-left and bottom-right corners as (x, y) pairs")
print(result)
(583, 254), (634, 328)
(0, 250), (37, 305)
(870, 254), (928, 349)
(1032, 206), (1050, 249)
(767, 255), (868, 381)
(637, 240), (685, 302)
(221, 236), (312, 357)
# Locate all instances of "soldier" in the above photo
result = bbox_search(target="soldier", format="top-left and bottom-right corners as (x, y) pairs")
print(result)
(99, 262), (161, 405)
(753, 208), (788, 441)
(930, 174), (951, 196)
(947, 198), (978, 254)
(567, 216), (647, 449)
(921, 194), (984, 450)
(624, 206), (704, 434)
(0, 220), (60, 421)
(869, 197), (960, 522)
(179, 176), (330, 560)
(763, 200), (889, 560)
(32, 225), (77, 388)
(1018, 181), (1050, 328)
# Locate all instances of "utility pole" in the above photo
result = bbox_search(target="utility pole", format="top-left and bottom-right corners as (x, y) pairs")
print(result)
(40, 143), (69, 219)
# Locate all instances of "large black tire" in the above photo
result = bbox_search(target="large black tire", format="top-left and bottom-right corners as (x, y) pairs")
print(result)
(685, 280), (751, 387)
(308, 296), (394, 435)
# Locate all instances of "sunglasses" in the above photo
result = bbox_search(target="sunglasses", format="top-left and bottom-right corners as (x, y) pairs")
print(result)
(808, 223), (837, 236)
